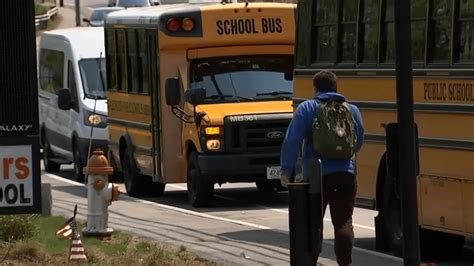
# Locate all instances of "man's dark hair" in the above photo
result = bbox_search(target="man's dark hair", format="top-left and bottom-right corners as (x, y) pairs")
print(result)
(313, 71), (337, 93)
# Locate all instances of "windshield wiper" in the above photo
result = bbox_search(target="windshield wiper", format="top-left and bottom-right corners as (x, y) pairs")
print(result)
(85, 93), (106, 100)
(256, 91), (293, 96)
(206, 94), (254, 101)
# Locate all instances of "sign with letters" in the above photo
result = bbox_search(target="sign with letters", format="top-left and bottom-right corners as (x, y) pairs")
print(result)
(0, 137), (41, 214)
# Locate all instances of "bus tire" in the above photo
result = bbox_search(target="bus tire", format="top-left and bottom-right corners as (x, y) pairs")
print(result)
(187, 151), (214, 207)
(256, 181), (278, 193)
(145, 182), (166, 197)
(73, 141), (85, 183)
(123, 147), (145, 197)
(420, 228), (465, 260)
(381, 171), (403, 256)
(42, 134), (60, 173)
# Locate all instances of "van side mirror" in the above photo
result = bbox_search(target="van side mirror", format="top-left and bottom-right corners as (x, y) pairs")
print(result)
(184, 88), (206, 105)
(82, 18), (90, 24)
(57, 88), (72, 110)
(165, 78), (180, 106)
(284, 72), (293, 81)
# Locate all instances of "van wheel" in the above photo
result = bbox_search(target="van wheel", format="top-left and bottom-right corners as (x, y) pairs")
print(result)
(73, 142), (85, 182)
(123, 147), (145, 197)
(42, 135), (60, 173)
(381, 172), (403, 256)
(187, 152), (214, 207)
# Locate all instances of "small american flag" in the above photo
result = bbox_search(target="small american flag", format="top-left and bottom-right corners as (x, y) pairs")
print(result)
(56, 205), (87, 262)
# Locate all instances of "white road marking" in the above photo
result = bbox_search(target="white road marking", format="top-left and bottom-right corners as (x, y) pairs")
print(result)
(168, 184), (377, 231)
(45, 173), (400, 261)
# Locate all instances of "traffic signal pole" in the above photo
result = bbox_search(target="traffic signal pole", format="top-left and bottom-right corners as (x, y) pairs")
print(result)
(393, 0), (421, 265)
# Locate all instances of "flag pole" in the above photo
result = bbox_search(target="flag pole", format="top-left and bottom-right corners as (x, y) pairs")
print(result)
(67, 205), (77, 266)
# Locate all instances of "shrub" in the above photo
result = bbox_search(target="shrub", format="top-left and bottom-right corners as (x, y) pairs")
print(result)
(35, 3), (49, 16)
(0, 215), (39, 242)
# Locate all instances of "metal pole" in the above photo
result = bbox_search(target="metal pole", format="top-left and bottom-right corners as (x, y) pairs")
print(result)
(75, 0), (80, 26)
(288, 183), (314, 265)
(393, 0), (421, 265)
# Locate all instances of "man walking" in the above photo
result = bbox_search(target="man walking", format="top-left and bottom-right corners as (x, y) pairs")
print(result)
(280, 71), (364, 265)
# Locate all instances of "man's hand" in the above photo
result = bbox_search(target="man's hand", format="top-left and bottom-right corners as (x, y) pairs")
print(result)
(280, 174), (290, 188)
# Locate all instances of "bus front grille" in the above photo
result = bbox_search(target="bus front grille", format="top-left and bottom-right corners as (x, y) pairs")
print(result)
(224, 113), (292, 153)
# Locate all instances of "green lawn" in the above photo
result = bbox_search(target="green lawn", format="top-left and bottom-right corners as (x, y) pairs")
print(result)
(0, 216), (215, 265)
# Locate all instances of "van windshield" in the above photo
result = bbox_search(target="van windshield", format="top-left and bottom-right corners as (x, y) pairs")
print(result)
(79, 58), (107, 99)
(189, 55), (294, 103)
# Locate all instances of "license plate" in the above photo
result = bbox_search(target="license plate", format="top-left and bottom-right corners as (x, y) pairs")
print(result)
(266, 166), (282, 180)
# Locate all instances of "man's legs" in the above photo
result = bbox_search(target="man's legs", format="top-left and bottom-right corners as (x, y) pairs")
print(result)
(326, 172), (356, 266)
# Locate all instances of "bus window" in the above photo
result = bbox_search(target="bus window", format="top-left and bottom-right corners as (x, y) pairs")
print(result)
(361, 0), (380, 63)
(313, 0), (337, 62)
(411, 0), (427, 63)
(383, 0), (426, 63)
(106, 30), (117, 91)
(429, 0), (452, 62)
(340, 0), (357, 63)
(383, 0), (396, 63)
(458, 0), (474, 62)
(138, 30), (149, 95)
(127, 30), (139, 93)
(117, 29), (128, 91)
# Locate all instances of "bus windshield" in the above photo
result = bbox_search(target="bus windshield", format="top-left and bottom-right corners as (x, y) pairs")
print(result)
(190, 55), (294, 103)
(79, 58), (107, 99)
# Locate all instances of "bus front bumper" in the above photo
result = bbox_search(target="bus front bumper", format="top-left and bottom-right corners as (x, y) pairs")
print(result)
(197, 153), (280, 183)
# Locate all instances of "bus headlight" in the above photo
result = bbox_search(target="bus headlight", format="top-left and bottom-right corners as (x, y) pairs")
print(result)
(206, 139), (221, 150)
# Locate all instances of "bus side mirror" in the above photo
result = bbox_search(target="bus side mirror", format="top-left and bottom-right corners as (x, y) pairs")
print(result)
(57, 88), (72, 110)
(165, 78), (180, 106)
(184, 88), (206, 106)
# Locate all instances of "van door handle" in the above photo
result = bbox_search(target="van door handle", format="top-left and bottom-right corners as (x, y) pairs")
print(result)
(39, 95), (50, 100)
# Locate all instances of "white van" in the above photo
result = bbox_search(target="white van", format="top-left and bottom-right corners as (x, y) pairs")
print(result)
(38, 27), (107, 182)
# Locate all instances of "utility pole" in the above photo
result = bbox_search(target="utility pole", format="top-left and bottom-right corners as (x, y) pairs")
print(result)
(75, 0), (80, 26)
(393, 0), (421, 265)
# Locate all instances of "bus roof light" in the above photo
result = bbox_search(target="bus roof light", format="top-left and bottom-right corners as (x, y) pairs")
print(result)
(181, 17), (195, 32)
(167, 18), (181, 32)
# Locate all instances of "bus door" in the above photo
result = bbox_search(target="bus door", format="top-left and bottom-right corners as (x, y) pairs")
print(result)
(148, 29), (162, 182)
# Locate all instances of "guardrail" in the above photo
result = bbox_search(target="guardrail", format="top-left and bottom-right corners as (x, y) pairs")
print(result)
(35, 6), (59, 28)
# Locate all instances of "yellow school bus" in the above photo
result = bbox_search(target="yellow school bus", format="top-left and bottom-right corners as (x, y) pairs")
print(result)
(294, 0), (473, 258)
(104, 2), (296, 207)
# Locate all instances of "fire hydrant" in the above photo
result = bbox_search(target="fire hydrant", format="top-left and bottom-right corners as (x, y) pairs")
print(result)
(82, 149), (121, 237)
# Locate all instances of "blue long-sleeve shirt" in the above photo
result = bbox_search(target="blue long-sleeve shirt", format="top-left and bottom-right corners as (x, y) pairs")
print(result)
(280, 92), (364, 178)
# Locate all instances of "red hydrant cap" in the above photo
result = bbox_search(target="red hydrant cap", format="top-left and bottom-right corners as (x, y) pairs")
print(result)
(83, 149), (114, 175)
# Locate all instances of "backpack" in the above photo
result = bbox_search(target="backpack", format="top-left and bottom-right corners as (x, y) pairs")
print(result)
(312, 100), (357, 160)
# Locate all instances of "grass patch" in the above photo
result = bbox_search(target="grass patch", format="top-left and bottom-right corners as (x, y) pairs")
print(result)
(0, 215), (216, 265)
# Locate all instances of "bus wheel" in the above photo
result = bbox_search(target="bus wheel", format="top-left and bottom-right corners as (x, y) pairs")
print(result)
(256, 181), (278, 193)
(420, 228), (465, 260)
(73, 141), (85, 183)
(145, 182), (166, 197)
(42, 135), (60, 173)
(123, 147), (145, 197)
(382, 172), (403, 256)
(187, 151), (214, 207)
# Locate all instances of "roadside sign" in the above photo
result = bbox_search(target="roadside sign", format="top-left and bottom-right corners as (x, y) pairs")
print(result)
(0, 1), (42, 214)
(0, 137), (41, 214)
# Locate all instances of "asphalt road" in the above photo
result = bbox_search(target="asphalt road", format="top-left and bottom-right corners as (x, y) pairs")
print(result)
(50, 162), (474, 265)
